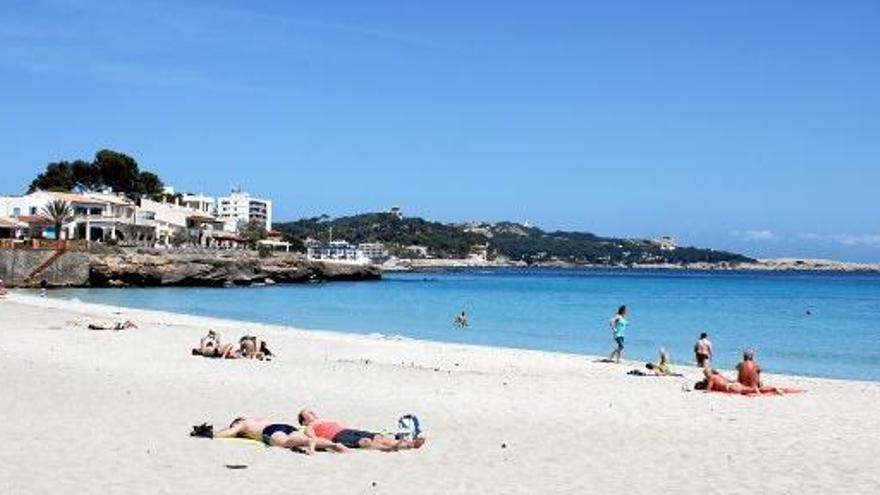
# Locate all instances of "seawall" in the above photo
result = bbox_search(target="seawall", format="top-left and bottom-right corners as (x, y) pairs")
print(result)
(0, 249), (90, 287)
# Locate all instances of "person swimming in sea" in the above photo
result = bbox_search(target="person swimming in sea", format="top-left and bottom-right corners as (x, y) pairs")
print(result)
(608, 305), (629, 363)
(454, 310), (469, 329)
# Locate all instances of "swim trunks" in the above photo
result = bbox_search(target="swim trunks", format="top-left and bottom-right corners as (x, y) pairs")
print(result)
(332, 429), (377, 448)
(261, 423), (297, 445)
(615, 336), (625, 349)
(695, 352), (709, 367)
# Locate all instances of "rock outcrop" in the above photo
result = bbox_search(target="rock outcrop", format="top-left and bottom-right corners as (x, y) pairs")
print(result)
(88, 249), (381, 287)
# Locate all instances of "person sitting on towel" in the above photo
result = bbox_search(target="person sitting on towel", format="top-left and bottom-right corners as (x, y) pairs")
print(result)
(736, 349), (763, 389)
(214, 416), (346, 454)
(298, 409), (426, 451)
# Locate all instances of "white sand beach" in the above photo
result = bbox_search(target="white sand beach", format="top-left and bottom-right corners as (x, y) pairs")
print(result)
(1, 292), (878, 494)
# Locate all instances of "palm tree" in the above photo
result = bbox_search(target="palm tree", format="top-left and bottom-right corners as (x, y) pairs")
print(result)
(41, 199), (73, 241)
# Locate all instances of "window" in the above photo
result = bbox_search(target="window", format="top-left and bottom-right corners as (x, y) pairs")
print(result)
(29, 206), (37, 215)
(12, 207), (21, 217)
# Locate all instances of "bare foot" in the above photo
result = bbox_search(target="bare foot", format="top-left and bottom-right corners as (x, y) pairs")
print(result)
(305, 438), (317, 455)
(413, 437), (426, 449)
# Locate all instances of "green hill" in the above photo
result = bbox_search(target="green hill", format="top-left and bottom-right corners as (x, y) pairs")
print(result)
(274, 213), (754, 265)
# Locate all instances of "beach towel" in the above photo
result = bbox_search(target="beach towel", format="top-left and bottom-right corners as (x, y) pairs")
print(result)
(708, 388), (805, 396)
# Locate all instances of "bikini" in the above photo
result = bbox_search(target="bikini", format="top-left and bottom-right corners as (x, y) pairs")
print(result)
(261, 423), (297, 445)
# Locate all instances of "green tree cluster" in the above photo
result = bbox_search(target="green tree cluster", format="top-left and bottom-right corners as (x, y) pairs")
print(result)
(28, 149), (165, 200)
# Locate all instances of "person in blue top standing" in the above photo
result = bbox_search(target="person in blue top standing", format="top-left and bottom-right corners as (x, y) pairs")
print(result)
(608, 305), (629, 363)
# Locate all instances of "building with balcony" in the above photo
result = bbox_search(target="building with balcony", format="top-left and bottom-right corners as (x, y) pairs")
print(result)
(306, 240), (366, 263)
(217, 191), (272, 232)
(181, 194), (216, 215)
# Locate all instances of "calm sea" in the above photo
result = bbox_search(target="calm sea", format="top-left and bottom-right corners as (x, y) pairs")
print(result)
(54, 269), (880, 381)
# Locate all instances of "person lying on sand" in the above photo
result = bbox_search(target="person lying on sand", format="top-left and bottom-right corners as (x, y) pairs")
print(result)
(88, 320), (138, 331)
(736, 349), (762, 388)
(239, 335), (273, 360)
(645, 348), (674, 375)
(695, 367), (796, 395)
(298, 409), (426, 452)
(214, 417), (347, 455)
(191, 330), (239, 358)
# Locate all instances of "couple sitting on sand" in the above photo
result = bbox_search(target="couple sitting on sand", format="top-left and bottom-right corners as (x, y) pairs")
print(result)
(191, 330), (273, 360)
(209, 409), (426, 455)
(696, 350), (802, 395)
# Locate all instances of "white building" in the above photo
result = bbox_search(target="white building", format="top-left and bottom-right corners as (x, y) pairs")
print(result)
(217, 191), (272, 232)
(181, 194), (216, 215)
(654, 236), (678, 251)
(139, 198), (234, 248)
(358, 242), (388, 261)
(306, 240), (366, 263)
(0, 191), (153, 244)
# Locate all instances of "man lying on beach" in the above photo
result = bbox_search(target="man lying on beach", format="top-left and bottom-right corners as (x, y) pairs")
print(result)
(298, 409), (426, 452)
(214, 417), (347, 454)
(736, 349), (762, 388)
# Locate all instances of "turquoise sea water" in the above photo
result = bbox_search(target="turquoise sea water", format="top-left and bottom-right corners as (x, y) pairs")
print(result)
(54, 269), (880, 381)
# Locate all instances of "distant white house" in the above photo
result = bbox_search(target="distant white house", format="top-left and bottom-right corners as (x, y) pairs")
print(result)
(404, 245), (429, 258)
(388, 206), (403, 219)
(654, 236), (678, 251)
(181, 193), (216, 215)
(358, 242), (388, 261)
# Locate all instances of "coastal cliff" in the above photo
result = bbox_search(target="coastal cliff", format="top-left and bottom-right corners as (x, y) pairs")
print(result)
(0, 249), (380, 287)
(89, 249), (381, 287)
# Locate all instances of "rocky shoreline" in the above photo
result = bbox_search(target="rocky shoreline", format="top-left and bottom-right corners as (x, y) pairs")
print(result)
(0, 248), (381, 288)
(383, 257), (880, 273)
(89, 249), (381, 287)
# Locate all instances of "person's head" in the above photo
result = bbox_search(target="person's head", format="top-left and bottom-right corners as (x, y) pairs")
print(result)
(298, 409), (317, 426)
(694, 380), (708, 390)
(699, 332), (708, 339)
(617, 305), (627, 316)
(743, 349), (755, 361)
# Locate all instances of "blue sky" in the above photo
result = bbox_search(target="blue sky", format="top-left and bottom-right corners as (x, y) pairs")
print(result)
(2, 0), (879, 261)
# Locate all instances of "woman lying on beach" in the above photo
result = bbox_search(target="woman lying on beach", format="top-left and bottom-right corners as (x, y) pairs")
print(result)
(191, 330), (240, 359)
(213, 417), (347, 455)
(628, 348), (683, 376)
(695, 367), (802, 395)
(88, 320), (138, 331)
(239, 335), (273, 360)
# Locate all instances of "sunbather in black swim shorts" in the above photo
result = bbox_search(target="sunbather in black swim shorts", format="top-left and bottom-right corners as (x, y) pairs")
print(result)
(332, 429), (377, 448)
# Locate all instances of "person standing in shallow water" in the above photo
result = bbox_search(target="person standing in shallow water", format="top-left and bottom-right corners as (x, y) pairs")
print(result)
(608, 305), (629, 363)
